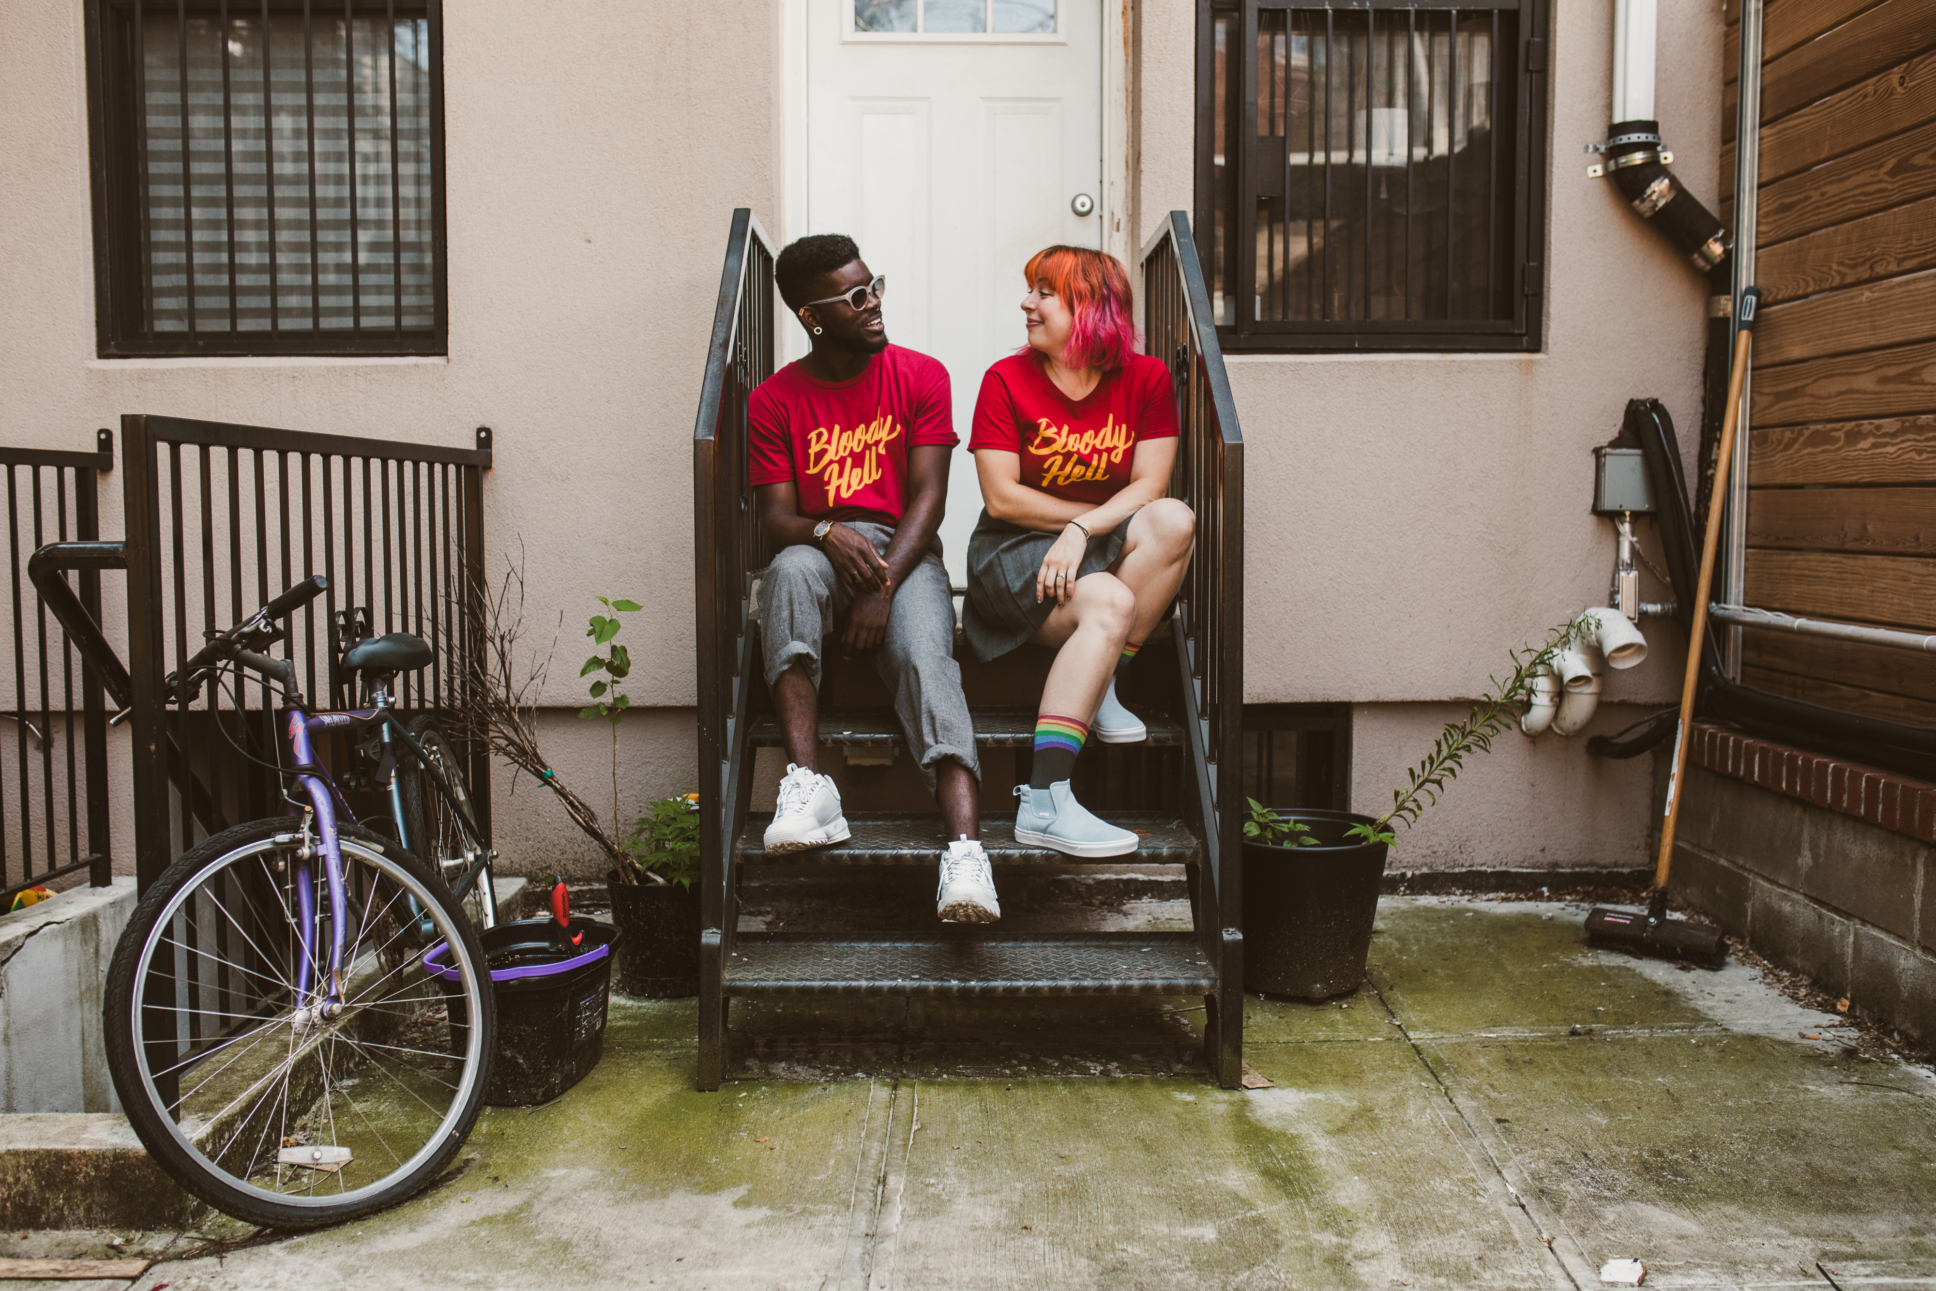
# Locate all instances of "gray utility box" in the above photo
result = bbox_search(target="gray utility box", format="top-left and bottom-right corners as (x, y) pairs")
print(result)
(1593, 446), (1654, 515)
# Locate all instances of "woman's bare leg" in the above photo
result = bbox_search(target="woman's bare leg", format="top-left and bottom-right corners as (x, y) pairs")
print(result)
(1029, 572), (1137, 725)
(1109, 497), (1196, 646)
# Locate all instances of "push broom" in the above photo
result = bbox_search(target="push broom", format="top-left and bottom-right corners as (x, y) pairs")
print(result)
(1585, 287), (1760, 966)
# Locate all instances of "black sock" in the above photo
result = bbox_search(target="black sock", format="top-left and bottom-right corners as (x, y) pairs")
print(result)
(1029, 714), (1088, 789)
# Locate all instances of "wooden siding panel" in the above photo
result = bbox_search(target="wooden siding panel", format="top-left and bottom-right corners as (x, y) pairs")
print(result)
(1752, 339), (1936, 427)
(1756, 269), (1936, 367)
(1723, 47), (1936, 192)
(1744, 549), (1936, 629)
(1744, 628), (1936, 705)
(1743, 663), (1936, 725)
(1755, 0), (1936, 127)
(1747, 486), (1936, 554)
(1756, 119), (1936, 245)
(1751, 416), (1936, 486)
(1755, 193), (1936, 304)
(1724, 0), (1885, 88)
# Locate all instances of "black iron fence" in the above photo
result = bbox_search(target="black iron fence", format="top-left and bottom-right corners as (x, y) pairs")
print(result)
(691, 208), (777, 1072)
(120, 414), (491, 888)
(0, 437), (116, 908)
(1143, 210), (1247, 1076)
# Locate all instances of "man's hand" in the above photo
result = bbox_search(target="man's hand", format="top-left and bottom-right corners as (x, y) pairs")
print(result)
(842, 588), (893, 654)
(823, 523), (890, 593)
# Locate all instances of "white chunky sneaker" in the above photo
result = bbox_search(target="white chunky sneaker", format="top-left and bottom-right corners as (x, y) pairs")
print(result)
(936, 838), (1000, 923)
(1092, 677), (1147, 744)
(1013, 782), (1140, 858)
(762, 763), (849, 854)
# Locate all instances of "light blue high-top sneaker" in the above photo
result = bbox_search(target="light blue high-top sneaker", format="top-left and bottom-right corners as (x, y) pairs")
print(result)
(1013, 782), (1139, 857)
(1092, 676), (1147, 743)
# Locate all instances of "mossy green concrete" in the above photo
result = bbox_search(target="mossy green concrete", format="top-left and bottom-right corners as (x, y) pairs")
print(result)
(1426, 1032), (1936, 1282)
(38, 899), (1936, 1291)
(1372, 899), (1714, 1036)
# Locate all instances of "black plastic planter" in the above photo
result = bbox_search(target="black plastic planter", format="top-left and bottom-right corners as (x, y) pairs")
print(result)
(1241, 808), (1390, 1000)
(427, 916), (621, 1106)
(605, 873), (701, 998)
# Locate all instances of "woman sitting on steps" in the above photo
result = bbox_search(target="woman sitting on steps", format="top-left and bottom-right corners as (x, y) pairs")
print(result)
(965, 245), (1195, 858)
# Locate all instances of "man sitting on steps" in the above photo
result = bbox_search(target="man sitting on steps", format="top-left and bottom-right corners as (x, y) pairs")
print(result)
(749, 233), (999, 924)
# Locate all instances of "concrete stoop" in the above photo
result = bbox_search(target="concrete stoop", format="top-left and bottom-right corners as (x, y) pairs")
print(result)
(0, 1113), (196, 1229)
(0, 875), (533, 1231)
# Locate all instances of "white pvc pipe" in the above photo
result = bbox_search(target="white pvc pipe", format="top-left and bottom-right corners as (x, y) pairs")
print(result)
(1612, 0), (1657, 123)
(1521, 665), (1562, 736)
(1576, 607), (1649, 670)
(1555, 645), (1598, 693)
(1552, 669), (1604, 737)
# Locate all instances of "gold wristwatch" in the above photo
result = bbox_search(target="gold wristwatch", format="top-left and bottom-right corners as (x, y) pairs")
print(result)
(813, 519), (835, 544)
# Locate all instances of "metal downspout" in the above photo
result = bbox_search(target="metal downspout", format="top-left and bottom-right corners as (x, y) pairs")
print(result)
(1721, 0), (1763, 680)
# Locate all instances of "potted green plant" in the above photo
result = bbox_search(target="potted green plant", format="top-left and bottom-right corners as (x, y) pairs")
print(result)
(606, 794), (703, 997)
(1242, 621), (1582, 999)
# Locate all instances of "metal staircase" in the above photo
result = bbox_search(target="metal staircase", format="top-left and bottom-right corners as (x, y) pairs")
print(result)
(691, 209), (1244, 1088)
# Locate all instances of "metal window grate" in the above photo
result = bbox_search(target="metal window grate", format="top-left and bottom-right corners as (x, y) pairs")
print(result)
(87, 0), (445, 357)
(1198, 0), (1546, 352)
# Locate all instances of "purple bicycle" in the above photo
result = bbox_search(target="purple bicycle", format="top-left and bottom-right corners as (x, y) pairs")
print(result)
(104, 576), (497, 1228)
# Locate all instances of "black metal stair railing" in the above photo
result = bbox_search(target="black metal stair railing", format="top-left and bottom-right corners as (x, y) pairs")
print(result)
(1142, 211), (1247, 1088)
(692, 208), (778, 1090)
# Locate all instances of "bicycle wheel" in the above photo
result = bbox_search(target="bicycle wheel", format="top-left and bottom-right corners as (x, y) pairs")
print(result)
(105, 818), (497, 1229)
(400, 716), (497, 932)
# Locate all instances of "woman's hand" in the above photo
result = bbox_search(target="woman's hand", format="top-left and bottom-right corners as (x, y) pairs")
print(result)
(1036, 523), (1089, 606)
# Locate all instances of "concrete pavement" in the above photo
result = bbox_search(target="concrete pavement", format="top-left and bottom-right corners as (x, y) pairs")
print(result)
(12, 897), (1936, 1289)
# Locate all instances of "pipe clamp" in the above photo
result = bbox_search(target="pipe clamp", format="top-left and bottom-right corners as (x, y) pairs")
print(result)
(1631, 175), (1675, 217)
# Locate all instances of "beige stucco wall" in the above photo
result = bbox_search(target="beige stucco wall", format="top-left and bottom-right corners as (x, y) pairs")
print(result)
(1135, 0), (1723, 868)
(0, 0), (775, 876)
(4, 0), (1726, 877)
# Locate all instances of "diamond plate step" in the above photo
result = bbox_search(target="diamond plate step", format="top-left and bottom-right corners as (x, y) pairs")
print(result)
(722, 933), (1215, 996)
(747, 707), (1184, 749)
(735, 813), (1200, 865)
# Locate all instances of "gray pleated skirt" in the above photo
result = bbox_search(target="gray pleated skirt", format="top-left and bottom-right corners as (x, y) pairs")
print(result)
(962, 508), (1133, 664)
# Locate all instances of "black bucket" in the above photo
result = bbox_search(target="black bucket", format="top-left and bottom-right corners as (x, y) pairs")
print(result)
(1241, 808), (1390, 1000)
(426, 917), (621, 1106)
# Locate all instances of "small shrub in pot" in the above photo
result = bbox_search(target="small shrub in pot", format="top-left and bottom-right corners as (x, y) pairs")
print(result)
(1244, 621), (1585, 999)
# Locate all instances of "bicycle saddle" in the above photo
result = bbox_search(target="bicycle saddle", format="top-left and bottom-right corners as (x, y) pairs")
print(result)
(341, 632), (433, 674)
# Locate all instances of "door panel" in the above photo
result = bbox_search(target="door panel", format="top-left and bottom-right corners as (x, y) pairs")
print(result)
(805, 0), (1103, 579)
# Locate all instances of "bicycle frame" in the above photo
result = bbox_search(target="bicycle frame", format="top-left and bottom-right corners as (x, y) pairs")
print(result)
(279, 699), (491, 1013)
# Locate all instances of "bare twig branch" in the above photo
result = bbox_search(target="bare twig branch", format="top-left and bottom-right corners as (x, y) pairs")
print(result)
(451, 548), (661, 885)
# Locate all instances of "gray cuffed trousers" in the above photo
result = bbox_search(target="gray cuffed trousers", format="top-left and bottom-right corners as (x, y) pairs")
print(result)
(757, 521), (980, 792)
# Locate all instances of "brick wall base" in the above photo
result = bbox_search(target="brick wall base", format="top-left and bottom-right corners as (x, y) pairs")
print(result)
(1672, 725), (1936, 1050)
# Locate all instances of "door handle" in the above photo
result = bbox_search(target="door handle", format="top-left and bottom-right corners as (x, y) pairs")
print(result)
(1071, 193), (1095, 217)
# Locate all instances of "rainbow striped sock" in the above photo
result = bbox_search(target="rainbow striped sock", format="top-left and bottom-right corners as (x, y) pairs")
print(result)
(1029, 713), (1088, 789)
(1115, 640), (1142, 676)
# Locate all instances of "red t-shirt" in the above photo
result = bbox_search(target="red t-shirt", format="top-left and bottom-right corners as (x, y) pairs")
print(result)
(967, 352), (1179, 505)
(748, 345), (956, 523)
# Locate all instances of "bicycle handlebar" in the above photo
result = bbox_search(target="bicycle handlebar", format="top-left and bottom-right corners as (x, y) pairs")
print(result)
(260, 574), (330, 623)
(171, 574), (330, 703)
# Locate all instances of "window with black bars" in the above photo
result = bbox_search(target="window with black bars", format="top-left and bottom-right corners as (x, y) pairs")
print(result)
(1197, 0), (1547, 352)
(86, 0), (445, 357)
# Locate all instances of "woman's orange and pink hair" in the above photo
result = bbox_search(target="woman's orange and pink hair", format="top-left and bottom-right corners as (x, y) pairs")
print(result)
(1023, 245), (1138, 371)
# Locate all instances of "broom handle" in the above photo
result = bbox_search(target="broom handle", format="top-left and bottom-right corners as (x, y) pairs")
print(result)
(1657, 288), (1759, 891)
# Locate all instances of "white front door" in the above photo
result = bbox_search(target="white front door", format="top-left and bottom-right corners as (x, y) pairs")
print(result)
(799, 0), (1105, 580)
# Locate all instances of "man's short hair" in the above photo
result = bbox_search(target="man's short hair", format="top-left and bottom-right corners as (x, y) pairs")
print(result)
(776, 234), (862, 310)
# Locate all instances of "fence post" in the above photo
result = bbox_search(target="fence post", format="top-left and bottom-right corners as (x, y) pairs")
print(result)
(77, 438), (113, 887)
(462, 429), (491, 845)
(121, 414), (172, 893)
